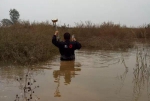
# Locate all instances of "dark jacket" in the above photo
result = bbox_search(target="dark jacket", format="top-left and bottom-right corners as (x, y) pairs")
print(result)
(52, 35), (81, 61)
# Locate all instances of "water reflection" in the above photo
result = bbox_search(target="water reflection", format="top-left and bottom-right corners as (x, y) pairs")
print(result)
(116, 66), (128, 94)
(133, 48), (150, 101)
(53, 61), (81, 97)
(115, 47), (150, 101)
(0, 66), (25, 83)
(114, 53), (129, 95)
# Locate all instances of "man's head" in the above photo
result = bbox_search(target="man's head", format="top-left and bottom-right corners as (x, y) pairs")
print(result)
(64, 32), (70, 40)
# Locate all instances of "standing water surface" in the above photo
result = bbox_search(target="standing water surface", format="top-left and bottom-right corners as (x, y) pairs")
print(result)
(0, 45), (150, 101)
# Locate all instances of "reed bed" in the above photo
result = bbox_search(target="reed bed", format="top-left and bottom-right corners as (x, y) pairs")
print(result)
(0, 21), (58, 64)
(0, 21), (150, 64)
(71, 22), (135, 49)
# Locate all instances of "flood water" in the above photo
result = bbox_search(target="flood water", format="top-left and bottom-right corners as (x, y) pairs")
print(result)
(0, 44), (150, 101)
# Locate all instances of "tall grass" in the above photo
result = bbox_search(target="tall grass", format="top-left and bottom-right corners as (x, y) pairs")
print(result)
(71, 22), (135, 49)
(0, 21), (150, 64)
(0, 21), (58, 64)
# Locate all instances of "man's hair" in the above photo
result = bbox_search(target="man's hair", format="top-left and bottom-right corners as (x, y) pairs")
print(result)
(64, 32), (70, 40)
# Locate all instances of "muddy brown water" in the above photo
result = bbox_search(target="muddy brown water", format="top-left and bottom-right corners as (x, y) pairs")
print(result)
(0, 45), (150, 101)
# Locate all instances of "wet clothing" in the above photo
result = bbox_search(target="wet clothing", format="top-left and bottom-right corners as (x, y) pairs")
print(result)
(52, 35), (81, 61)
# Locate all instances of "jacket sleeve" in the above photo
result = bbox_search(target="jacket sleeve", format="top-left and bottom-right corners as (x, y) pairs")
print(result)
(75, 41), (81, 49)
(52, 35), (59, 47)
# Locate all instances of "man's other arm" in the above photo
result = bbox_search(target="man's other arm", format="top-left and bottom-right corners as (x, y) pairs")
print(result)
(52, 31), (59, 47)
(75, 41), (81, 49)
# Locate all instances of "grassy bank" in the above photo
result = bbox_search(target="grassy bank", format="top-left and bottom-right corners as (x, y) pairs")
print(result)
(0, 21), (150, 64)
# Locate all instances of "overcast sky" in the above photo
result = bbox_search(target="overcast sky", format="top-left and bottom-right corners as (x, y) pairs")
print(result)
(1, 0), (150, 27)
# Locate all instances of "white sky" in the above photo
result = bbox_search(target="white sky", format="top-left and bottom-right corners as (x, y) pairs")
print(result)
(1, 0), (150, 27)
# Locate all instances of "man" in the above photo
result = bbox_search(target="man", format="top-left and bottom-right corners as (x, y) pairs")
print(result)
(52, 31), (81, 61)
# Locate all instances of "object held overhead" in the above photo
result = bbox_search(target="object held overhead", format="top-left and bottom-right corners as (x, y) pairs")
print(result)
(52, 19), (58, 23)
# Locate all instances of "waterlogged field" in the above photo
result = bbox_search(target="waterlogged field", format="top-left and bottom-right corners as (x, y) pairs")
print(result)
(0, 44), (150, 101)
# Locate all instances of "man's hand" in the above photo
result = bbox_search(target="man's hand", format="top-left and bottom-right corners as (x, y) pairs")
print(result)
(54, 31), (59, 36)
(72, 38), (76, 41)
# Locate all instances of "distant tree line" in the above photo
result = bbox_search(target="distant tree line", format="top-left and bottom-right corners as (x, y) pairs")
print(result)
(1, 9), (20, 26)
(1, 8), (150, 28)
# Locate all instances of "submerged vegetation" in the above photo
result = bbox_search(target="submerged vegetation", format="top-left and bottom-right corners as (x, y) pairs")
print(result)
(0, 21), (150, 64)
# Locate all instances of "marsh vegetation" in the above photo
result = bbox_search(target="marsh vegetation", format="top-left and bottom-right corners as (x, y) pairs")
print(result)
(0, 21), (150, 64)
